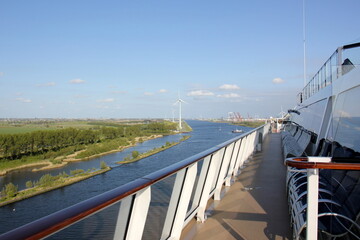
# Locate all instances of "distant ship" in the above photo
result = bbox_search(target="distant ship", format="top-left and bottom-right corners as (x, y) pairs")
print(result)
(232, 129), (243, 133)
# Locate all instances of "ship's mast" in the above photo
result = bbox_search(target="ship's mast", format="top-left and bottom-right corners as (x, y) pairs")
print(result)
(303, 0), (307, 86)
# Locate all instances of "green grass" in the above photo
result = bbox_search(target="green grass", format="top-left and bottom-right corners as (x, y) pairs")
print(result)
(0, 167), (111, 206)
(118, 135), (190, 164)
(179, 121), (192, 132)
(0, 126), (51, 134)
(234, 121), (266, 128)
(0, 121), (94, 134)
(0, 157), (47, 171)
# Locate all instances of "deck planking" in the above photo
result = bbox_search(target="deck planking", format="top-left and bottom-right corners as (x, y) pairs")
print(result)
(180, 133), (292, 240)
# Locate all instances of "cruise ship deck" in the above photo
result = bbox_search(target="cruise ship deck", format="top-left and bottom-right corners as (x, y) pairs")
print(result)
(180, 132), (292, 240)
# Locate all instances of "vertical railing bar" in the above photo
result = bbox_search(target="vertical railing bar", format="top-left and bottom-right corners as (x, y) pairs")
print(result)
(226, 140), (240, 186)
(123, 195), (135, 238)
(162, 163), (197, 240)
(196, 151), (221, 223)
(169, 168), (188, 236)
(213, 147), (227, 188)
(233, 138), (243, 172)
(306, 168), (319, 240)
(114, 187), (151, 240)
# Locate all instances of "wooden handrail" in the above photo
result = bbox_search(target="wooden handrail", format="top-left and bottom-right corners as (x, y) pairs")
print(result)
(285, 157), (360, 170)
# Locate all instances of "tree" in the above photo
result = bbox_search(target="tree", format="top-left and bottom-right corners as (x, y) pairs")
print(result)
(100, 161), (108, 169)
(2, 182), (18, 198)
(132, 151), (140, 159)
(26, 181), (33, 188)
(38, 174), (55, 186)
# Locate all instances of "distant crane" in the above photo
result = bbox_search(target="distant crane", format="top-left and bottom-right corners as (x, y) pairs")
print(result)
(227, 112), (242, 122)
(174, 96), (187, 130)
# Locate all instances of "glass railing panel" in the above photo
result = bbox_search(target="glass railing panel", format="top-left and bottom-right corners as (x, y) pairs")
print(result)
(186, 158), (204, 214)
(48, 201), (122, 240)
(321, 169), (360, 239)
(329, 84), (360, 151)
(210, 149), (224, 193)
(342, 46), (360, 75)
(142, 173), (176, 240)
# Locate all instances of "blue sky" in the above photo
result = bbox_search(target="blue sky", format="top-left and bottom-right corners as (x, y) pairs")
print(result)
(1, 0), (359, 119)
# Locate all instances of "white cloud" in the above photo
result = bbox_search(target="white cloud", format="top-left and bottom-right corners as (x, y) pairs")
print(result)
(217, 93), (241, 98)
(74, 94), (89, 99)
(112, 90), (127, 94)
(97, 98), (115, 103)
(272, 78), (285, 84)
(96, 105), (110, 109)
(69, 78), (86, 84)
(159, 89), (168, 93)
(144, 92), (154, 96)
(0, 72), (4, 77)
(37, 82), (56, 87)
(16, 98), (32, 103)
(219, 84), (240, 90)
(187, 90), (214, 96)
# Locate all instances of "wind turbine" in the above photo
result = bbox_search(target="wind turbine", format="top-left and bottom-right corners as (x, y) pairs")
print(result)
(174, 95), (186, 130)
(171, 109), (175, 122)
(279, 106), (286, 119)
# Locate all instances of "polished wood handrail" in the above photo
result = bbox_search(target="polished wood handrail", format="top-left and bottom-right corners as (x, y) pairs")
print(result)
(285, 157), (360, 170)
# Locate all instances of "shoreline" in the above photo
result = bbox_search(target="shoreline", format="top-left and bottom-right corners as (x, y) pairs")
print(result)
(0, 135), (189, 207)
(0, 167), (111, 207)
(0, 135), (163, 176)
(117, 135), (191, 164)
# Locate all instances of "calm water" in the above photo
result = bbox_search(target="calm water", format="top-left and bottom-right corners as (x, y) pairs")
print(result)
(0, 120), (250, 236)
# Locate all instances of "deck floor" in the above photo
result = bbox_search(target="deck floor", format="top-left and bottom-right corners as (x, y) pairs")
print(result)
(180, 133), (292, 240)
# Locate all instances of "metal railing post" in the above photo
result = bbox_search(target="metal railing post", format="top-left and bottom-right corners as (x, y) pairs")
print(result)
(305, 157), (331, 240)
(214, 144), (234, 200)
(160, 163), (197, 240)
(306, 168), (319, 240)
(196, 151), (221, 222)
(233, 136), (247, 175)
(225, 139), (241, 186)
(113, 187), (151, 240)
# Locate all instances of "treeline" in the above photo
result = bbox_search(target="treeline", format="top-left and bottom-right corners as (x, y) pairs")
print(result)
(0, 121), (177, 160)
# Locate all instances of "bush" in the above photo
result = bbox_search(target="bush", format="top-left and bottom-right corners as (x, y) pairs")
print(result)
(50, 158), (62, 164)
(70, 169), (85, 176)
(2, 182), (18, 197)
(38, 174), (55, 186)
(100, 161), (108, 169)
(26, 181), (33, 188)
(132, 151), (140, 159)
(60, 171), (69, 178)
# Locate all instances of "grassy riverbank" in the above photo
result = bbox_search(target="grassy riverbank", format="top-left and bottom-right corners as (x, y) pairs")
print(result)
(0, 119), (180, 176)
(233, 121), (266, 128)
(0, 135), (162, 176)
(0, 120), (192, 207)
(179, 121), (192, 132)
(117, 135), (191, 164)
(0, 165), (111, 207)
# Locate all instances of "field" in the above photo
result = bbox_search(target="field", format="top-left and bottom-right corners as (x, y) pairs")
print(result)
(234, 121), (266, 128)
(0, 119), (156, 135)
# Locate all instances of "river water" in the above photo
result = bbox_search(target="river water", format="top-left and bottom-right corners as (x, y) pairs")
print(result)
(0, 120), (250, 236)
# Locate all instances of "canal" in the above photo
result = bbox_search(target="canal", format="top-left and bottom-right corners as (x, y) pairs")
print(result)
(0, 120), (250, 236)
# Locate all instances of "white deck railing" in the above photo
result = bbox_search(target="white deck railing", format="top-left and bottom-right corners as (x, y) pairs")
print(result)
(0, 123), (270, 240)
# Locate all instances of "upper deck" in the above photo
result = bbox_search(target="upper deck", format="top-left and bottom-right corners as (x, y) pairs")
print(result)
(180, 132), (291, 240)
